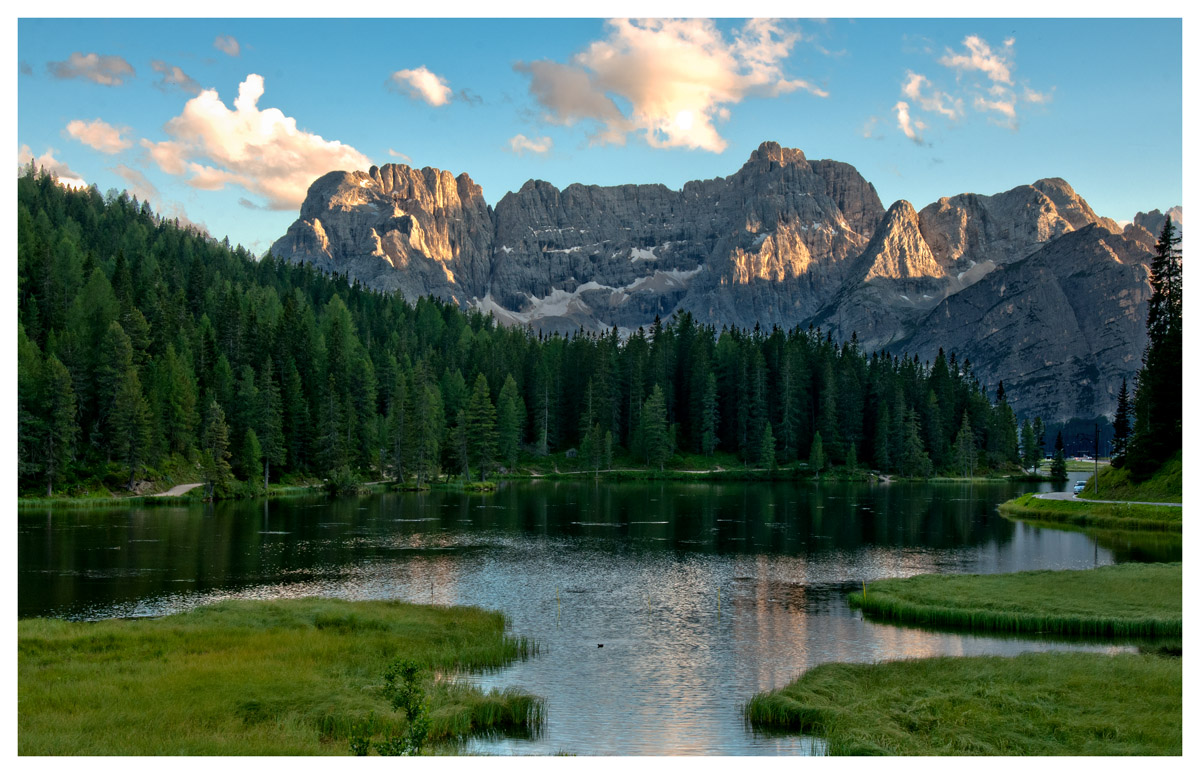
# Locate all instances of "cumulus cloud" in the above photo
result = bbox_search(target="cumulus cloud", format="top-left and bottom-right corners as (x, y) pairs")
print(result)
(151, 60), (202, 95)
(891, 34), (1047, 143)
(900, 71), (962, 120)
(214, 35), (240, 57)
(389, 66), (453, 107)
(112, 164), (159, 202)
(508, 134), (553, 156)
(142, 73), (372, 210)
(939, 35), (1013, 84)
(47, 52), (135, 86)
(18, 144), (88, 188)
(66, 118), (133, 154)
(893, 101), (925, 145)
(516, 18), (823, 153)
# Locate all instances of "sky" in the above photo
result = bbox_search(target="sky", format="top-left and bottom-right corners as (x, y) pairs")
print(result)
(14, 6), (1187, 256)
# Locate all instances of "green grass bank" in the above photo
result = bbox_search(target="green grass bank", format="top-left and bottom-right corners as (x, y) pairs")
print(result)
(745, 651), (1181, 755)
(1077, 454), (1182, 504)
(848, 563), (1180, 638)
(18, 598), (540, 755)
(999, 493), (1182, 532)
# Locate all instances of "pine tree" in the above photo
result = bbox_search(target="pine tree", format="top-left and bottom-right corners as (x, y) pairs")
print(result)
(1050, 430), (1068, 481)
(1128, 216), (1182, 478)
(38, 354), (78, 495)
(1111, 378), (1132, 468)
(640, 384), (670, 471)
(496, 374), (524, 470)
(760, 422), (776, 470)
(242, 428), (263, 489)
(700, 372), (719, 457)
(1031, 417), (1046, 474)
(955, 412), (978, 478)
(110, 368), (152, 490)
(201, 400), (233, 499)
(460, 372), (494, 477)
(259, 361), (286, 488)
(808, 430), (825, 476)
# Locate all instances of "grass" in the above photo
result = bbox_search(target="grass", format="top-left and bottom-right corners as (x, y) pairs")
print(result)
(744, 651), (1181, 755)
(1077, 454), (1182, 504)
(998, 493), (1182, 532)
(848, 563), (1181, 638)
(18, 598), (540, 755)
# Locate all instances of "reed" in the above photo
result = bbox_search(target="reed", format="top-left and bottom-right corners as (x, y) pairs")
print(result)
(745, 651), (1181, 755)
(998, 493), (1182, 532)
(18, 598), (540, 755)
(848, 563), (1181, 638)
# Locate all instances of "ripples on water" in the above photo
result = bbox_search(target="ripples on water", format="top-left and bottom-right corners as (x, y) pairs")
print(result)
(19, 480), (1164, 755)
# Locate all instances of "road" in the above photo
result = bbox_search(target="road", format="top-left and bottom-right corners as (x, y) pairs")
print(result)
(1034, 491), (1182, 507)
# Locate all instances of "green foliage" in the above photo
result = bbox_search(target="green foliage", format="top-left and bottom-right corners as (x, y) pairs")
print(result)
(15, 169), (1052, 495)
(1050, 431), (1068, 480)
(745, 652), (1181, 755)
(1078, 453), (1181, 503)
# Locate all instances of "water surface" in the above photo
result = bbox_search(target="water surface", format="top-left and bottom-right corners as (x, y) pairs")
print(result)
(20, 480), (1163, 755)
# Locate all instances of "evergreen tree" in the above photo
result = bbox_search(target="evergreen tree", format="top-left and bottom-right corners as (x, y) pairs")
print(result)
(259, 361), (286, 488)
(1020, 419), (1037, 472)
(700, 372), (719, 457)
(1128, 216), (1182, 478)
(241, 428), (263, 490)
(955, 412), (978, 478)
(200, 400), (233, 498)
(760, 422), (776, 470)
(1050, 430), (1068, 481)
(110, 368), (152, 490)
(463, 374), (499, 482)
(640, 384), (670, 471)
(808, 430), (825, 476)
(496, 374), (524, 470)
(38, 354), (78, 495)
(1111, 379), (1132, 468)
(1031, 417), (1046, 474)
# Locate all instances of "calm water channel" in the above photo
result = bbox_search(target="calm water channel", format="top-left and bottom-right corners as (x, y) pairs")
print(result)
(18, 480), (1178, 755)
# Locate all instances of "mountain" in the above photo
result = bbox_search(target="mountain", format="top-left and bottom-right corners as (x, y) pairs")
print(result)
(270, 142), (1171, 422)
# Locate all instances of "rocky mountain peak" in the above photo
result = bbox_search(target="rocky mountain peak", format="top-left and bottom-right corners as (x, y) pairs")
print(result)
(863, 200), (944, 282)
(743, 140), (809, 170)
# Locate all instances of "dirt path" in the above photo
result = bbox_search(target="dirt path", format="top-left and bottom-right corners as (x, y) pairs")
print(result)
(152, 482), (204, 497)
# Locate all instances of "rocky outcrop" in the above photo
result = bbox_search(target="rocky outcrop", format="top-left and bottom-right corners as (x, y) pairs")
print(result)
(270, 142), (1165, 421)
(270, 163), (493, 303)
(898, 225), (1152, 422)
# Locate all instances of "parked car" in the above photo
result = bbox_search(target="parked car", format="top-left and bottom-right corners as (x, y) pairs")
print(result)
(1073, 480), (1088, 494)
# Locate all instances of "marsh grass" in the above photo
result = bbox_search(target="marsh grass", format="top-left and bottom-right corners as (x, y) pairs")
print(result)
(18, 598), (540, 755)
(848, 563), (1181, 637)
(999, 493), (1182, 532)
(744, 651), (1181, 755)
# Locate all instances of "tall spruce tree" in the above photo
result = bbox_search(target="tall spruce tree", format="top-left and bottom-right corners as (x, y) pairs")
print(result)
(1128, 217), (1182, 478)
(1111, 378), (1132, 468)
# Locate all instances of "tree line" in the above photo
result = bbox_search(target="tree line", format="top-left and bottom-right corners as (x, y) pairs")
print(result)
(17, 167), (1047, 497)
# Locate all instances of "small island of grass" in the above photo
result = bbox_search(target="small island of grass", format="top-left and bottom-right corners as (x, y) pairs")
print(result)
(18, 598), (541, 755)
(848, 562), (1181, 637)
(745, 651), (1181, 755)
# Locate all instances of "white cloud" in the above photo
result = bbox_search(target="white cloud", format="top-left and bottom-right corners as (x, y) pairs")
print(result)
(939, 35), (1013, 84)
(47, 52), (134, 86)
(151, 60), (202, 95)
(66, 119), (132, 154)
(900, 71), (962, 120)
(387, 148), (413, 164)
(18, 145), (88, 188)
(893, 101), (925, 145)
(214, 35), (240, 57)
(508, 134), (553, 156)
(142, 74), (372, 210)
(389, 66), (452, 107)
(1023, 86), (1052, 104)
(516, 18), (823, 153)
(112, 164), (159, 202)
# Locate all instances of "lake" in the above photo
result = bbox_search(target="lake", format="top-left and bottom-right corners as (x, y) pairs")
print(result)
(18, 479), (1173, 755)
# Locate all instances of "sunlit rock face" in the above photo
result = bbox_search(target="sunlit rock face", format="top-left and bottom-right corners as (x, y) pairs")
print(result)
(270, 163), (493, 304)
(271, 141), (1166, 420)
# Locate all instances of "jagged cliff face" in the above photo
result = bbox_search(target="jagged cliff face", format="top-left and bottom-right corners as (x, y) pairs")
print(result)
(270, 141), (1169, 421)
(271, 163), (492, 303)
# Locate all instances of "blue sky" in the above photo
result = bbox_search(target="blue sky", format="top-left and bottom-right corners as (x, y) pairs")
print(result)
(16, 12), (1185, 255)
